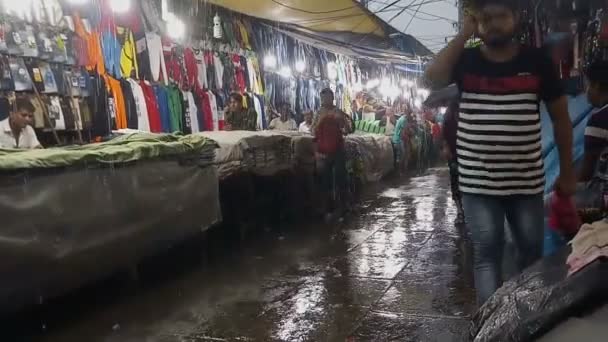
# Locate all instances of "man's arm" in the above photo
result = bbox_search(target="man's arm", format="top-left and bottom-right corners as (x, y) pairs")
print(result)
(548, 96), (575, 195)
(423, 15), (475, 88)
(27, 126), (43, 149)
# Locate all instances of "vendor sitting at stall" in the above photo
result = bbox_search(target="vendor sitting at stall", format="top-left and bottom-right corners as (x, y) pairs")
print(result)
(269, 103), (297, 131)
(299, 111), (313, 134)
(225, 93), (258, 131)
(580, 59), (608, 183)
(0, 98), (42, 149)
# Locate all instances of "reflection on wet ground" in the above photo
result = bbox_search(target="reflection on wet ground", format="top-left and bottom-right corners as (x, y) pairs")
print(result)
(8, 168), (475, 342)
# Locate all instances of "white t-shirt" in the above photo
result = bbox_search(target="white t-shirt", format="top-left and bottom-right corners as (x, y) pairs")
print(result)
(299, 121), (311, 134)
(269, 118), (297, 131)
(127, 79), (150, 132)
(0, 118), (41, 149)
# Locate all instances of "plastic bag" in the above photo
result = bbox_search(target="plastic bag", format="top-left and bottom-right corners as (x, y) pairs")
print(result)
(470, 247), (608, 341)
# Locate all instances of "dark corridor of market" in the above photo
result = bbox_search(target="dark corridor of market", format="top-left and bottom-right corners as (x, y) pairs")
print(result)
(5, 169), (476, 342)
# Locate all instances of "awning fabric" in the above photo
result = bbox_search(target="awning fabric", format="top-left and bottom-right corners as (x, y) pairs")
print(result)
(206, 0), (384, 36)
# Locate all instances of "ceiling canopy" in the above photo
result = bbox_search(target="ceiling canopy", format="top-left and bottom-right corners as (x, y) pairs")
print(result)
(206, 0), (385, 36)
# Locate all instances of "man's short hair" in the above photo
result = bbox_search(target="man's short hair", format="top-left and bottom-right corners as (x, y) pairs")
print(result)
(14, 98), (35, 113)
(229, 92), (243, 103)
(472, 0), (519, 12)
(586, 59), (608, 91)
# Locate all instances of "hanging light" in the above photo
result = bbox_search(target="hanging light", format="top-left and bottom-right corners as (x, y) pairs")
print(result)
(439, 107), (447, 114)
(166, 13), (185, 40)
(327, 62), (338, 80)
(110, 0), (130, 13)
(414, 98), (422, 108)
(295, 60), (306, 73)
(279, 66), (292, 78)
(264, 54), (277, 69)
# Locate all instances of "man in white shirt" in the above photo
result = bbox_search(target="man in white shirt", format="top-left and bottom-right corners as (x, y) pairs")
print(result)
(0, 98), (42, 149)
(269, 103), (297, 131)
(298, 111), (313, 134)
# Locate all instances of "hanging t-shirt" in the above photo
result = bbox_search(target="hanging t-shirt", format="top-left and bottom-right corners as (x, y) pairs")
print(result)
(184, 91), (199, 133)
(9, 57), (33, 91)
(146, 32), (168, 85)
(253, 94), (263, 130)
(49, 96), (66, 130)
(179, 90), (191, 134)
(194, 49), (207, 89)
(213, 53), (223, 90)
(208, 91), (220, 131)
(200, 90), (213, 131)
(127, 79), (150, 131)
(167, 86), (183, 132)
(105, 76), (127, 129)
(184, 48), (198, 89)
(140, 81), (161, 133)
(153, 85), (171, 133)
(39, 62), (57, 93)
(117, 26), (139, 79)
(102, 29), (122, 78)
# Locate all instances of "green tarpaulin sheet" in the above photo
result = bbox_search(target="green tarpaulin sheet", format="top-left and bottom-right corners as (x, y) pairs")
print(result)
(0, 133), (217, 171)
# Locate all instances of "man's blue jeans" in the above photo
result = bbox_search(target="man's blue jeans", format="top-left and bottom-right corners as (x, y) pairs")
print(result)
(462, 193), (544, 305)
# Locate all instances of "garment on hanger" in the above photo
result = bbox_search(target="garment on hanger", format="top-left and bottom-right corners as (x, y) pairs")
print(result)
(167, 85), (183, 132)
(120, 78), (137, 129)
(118, 26), (139, 79)
(146, 32), (168, 85)
(153, 85), (171, 133)
(60, 97), (75, 130)
(127, 79), (150, 131)
(213, 52), (224, 90)
(102, 29), (121, 78)
(89, 72), (111, 137)
(48, 96), (66, 130)
(105, 76), (127, 129)
(194, 49), (207, 89)
(208, 90), (220, 131)
(183, 91), (199, 133)
(140, 80), (161, 133)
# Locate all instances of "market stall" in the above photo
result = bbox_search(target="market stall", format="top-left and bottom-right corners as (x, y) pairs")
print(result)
(0, 133), (220, 313)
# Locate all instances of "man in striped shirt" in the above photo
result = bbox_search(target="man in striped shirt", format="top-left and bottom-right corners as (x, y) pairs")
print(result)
(580, 60), (608, 182)
(425, 0), (575, 305)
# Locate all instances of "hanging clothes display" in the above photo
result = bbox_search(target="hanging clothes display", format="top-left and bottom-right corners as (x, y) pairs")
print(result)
(140, 80), (161, 133)
(146, 32), (168, 85)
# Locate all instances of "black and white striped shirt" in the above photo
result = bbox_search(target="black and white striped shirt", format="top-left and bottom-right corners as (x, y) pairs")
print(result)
(453, 47), (563, 196)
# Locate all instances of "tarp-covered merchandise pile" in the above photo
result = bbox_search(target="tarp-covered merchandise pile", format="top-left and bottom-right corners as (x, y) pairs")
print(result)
(198, 131), (294, 178)
(471, 247), (608, 342)
(0, 133), (221, 313)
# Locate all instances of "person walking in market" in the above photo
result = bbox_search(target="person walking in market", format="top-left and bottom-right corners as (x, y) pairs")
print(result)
(225, 92), (257, 131)
(425, 0), (575, 305)
(313, 87), (354, 219)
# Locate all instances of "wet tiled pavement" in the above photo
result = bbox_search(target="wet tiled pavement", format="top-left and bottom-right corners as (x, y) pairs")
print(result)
(12, 168), (475, 342)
